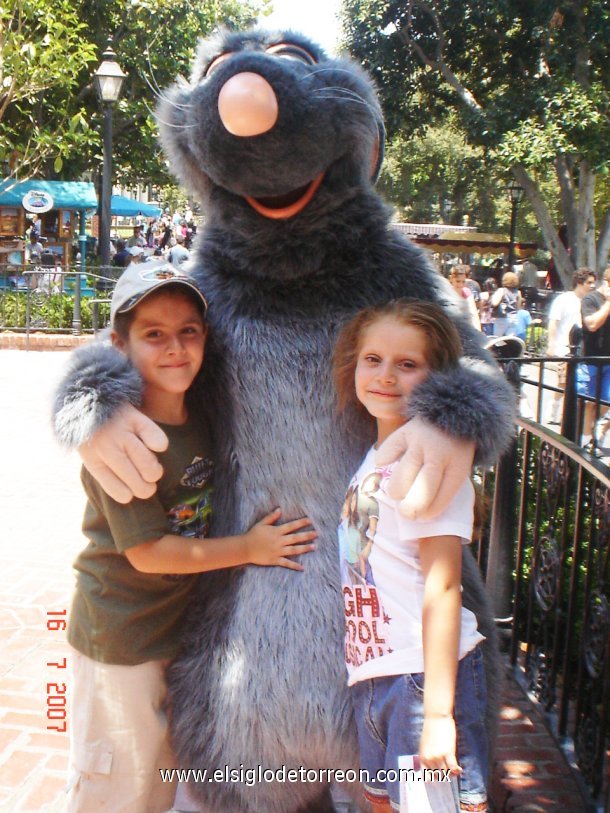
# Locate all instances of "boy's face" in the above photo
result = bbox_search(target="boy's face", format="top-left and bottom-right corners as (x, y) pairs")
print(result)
(113, 291), (206, 397)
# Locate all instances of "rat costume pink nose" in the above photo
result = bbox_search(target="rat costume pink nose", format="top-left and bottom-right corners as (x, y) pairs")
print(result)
(218, 72), (279, 136)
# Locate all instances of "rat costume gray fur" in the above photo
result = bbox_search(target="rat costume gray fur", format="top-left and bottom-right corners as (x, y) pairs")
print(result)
(54, 29), (515, 813)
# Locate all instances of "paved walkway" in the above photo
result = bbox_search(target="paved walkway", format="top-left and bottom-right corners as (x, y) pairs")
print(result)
(0, 347), (590, 812)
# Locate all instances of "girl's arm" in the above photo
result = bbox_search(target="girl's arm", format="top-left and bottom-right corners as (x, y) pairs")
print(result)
(125, 508), (316, 574)
(419, 534), (463, 775)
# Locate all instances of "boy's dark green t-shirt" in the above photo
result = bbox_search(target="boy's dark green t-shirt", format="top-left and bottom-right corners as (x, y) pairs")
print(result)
(68, 416), (213, 665)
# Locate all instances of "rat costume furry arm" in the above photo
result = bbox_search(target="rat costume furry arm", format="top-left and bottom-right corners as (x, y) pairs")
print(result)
(53, 330), (514, 467)
(53, 342), (142, 448)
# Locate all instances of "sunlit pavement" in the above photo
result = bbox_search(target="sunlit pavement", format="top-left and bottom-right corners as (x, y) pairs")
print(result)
(0, 350), (79, 811)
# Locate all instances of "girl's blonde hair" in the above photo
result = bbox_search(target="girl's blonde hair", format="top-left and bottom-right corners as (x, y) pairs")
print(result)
(332, 299), (463, 413)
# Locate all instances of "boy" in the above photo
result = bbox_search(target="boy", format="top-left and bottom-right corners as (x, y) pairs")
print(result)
(65, 261), (316, 813)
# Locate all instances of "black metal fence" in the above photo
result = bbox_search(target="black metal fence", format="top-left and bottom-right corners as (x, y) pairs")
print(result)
(482, 357), (610, 811)
(0, 262), (117, 335)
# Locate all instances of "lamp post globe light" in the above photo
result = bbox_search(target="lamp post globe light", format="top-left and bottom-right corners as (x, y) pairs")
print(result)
(93, 39), (126, 268)
(507, 178), (524, 273)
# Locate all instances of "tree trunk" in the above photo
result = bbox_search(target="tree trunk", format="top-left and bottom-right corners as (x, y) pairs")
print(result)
(576, 160), (596, 271)
(512, 164), (574, 288)
(597, 209), (610, 273)
(555, 155), (578, 252)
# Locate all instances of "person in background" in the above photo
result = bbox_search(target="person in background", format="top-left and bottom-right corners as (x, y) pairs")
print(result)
(160, 221), (173, 251)
(448, 265), (481, 331)
(26, 231), (44, 263)
(112, 239), (130, 268)
(546, 268), (596, 424)
(168, 233), (190, 267)
(463, 266), (481, 306)
(127, 246), (145, 265)
(512, 302), (532, 343)
(146, 220), (156, 248)
(479, 278), (498, 337)
(27, 215), (41, 240)
(490, 272), (522, 337)
(519, 260), (540, 311)
(127, 225), (146, 249)
(577, 267), (610, 444)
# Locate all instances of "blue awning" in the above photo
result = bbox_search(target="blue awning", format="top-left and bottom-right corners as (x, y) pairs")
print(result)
(0, 180), (162, 218)
(110, 195), (161, 217)
(0, 179), (97, 210)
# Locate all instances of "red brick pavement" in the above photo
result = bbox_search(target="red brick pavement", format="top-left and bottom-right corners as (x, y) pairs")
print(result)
(0, 347), (590, 812)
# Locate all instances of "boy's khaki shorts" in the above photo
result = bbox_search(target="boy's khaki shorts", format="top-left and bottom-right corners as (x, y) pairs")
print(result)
(66, 649), (177, 813)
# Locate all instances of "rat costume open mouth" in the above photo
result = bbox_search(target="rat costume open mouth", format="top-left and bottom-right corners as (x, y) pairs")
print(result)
(245, 171), (324, 219)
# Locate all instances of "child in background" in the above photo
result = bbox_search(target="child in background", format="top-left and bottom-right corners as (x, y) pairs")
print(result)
(333, 300), (488, 813)
(64, 261), (316, 813)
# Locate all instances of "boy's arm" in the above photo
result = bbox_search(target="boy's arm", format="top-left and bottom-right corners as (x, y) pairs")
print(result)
(125, 509), (316, 573)
(418, 534), (462, 774)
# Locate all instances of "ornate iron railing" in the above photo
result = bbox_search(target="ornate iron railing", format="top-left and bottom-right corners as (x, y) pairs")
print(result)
(483, 358), (610, 811)
(0, 262), (118, 335)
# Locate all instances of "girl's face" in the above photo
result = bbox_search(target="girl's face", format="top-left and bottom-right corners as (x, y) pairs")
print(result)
(355, 316), (431, 444)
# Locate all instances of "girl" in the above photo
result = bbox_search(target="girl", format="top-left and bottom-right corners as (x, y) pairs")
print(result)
(334, 300), (488, 813)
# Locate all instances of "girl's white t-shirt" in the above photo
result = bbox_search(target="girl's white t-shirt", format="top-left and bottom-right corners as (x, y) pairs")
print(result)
(338, 446), (484, 687)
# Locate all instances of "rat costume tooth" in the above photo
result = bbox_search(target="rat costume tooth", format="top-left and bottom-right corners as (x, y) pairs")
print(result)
(54, 26), (513, 812)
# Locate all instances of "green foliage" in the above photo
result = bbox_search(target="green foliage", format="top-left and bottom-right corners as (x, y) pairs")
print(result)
(1, 0), (267, 185)
(378, 119), (502, 228)
(0, 0), (98, 176)
(0, 290), (111, 331)
(61, 0), (267, 185)
(341, 0), (610, 270)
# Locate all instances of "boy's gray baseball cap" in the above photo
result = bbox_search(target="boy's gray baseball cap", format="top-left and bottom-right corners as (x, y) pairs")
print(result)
(110, 261), (208, 325)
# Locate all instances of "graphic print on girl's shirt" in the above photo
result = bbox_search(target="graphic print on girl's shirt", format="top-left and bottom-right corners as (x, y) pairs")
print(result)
(338, 447), (483, 687)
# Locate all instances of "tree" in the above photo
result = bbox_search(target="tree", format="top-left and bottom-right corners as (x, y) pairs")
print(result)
(379, 119), (506, 230)
(0, 0), (97, 178)
(342, 1), (610, 283)
(1, 0), (266, 187)
(66, 0), (266, 187)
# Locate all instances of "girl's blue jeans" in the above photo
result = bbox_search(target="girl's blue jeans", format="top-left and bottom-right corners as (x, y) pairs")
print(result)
(350, 645), (488, 811)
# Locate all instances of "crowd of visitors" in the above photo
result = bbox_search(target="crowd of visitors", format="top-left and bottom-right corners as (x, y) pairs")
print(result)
(111, 209), (196, 270)
(445, 263), (536, 343)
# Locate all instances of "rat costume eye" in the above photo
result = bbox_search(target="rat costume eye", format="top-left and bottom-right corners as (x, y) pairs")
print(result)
(204, 52), (233, 78)
(266, 43), (317, 65)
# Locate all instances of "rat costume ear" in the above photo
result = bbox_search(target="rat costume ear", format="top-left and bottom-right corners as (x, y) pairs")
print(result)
(369, 118), (386, 183)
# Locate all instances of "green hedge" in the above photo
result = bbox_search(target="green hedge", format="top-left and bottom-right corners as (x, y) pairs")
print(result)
(0, 292), (111, 332)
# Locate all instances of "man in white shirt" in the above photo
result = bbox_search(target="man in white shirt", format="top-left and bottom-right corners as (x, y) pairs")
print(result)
(168, 234), (190, 267)
(546, 268), (596, 423)
(126, 225), (146, 249)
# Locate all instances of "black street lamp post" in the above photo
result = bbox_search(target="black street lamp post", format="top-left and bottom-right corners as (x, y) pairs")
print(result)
(93, 39), (126, 269)
(507, 179), (524, 273)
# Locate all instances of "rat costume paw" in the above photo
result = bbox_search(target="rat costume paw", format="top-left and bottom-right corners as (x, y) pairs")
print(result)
(407, 357), (517, 467)
(53, 342), (142, 448)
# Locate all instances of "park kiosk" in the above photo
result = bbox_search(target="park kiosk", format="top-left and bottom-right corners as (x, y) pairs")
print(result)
(0, 179), (97, 268)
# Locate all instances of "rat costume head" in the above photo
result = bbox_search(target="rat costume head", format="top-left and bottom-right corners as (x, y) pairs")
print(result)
(158, 29), (385, 280)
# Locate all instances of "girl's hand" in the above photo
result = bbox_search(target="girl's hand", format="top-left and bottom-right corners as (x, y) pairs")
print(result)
(244, 508), (317, 571)
(419, 716), (462, 776)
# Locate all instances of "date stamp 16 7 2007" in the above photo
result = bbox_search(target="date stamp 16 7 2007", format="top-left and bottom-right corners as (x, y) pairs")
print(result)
(46, 609), (67, 733)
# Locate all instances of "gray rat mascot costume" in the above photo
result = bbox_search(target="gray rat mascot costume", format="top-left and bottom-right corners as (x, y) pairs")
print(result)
(54, 29), (515, 813)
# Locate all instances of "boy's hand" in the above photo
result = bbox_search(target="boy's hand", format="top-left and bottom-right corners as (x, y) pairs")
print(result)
(419, 717), (462, 776)
(245, 509), (317, 571)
